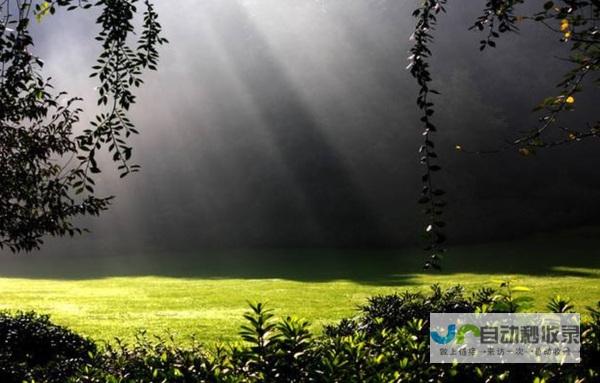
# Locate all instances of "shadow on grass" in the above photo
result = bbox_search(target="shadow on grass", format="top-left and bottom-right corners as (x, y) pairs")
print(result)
(0, 227), (599, 285)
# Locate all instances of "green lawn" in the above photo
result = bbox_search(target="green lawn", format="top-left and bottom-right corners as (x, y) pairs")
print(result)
(0, 227), (599, 344)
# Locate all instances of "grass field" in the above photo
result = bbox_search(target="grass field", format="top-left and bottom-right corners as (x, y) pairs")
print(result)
(0, 227), (599, 344)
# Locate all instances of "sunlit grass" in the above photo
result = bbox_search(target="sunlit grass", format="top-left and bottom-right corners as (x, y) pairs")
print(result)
(0, 273), (598, 344)
(0, 228), (599, 344)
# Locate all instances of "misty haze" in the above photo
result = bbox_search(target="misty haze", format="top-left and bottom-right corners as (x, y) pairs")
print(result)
(17, 0), (600, 254)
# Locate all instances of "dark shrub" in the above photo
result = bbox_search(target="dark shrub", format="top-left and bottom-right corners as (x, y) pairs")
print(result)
(74, 333), (221, 383)
(0, 311), (95, 383)
(357, 284), (474, 334)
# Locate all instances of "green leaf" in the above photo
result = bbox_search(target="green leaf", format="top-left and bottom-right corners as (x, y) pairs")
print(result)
(173, 368), (183, 377)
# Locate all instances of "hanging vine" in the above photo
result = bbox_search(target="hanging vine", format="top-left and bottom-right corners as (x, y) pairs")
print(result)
(408, 0), (448, 270)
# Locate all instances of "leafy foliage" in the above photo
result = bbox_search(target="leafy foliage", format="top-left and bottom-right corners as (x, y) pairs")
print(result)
(0, 311), (95, 383)
(547, 295), (575, 313)
(485, 1), (600, 152)
(1, 284), (599, 382)
(408, 0), (448, 270)
(463, 0), (600, 150)
(0, 0), (166, 252)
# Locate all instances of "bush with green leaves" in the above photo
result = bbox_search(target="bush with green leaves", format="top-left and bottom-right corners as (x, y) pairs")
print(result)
(0, 311), (95, 383)
(2, 284), (599, 382)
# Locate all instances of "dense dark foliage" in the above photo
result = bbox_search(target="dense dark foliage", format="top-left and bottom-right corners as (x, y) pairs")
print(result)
(1, 284), (599, 382)
(0, 0), (166, 252)
(0, 311), (95, 383)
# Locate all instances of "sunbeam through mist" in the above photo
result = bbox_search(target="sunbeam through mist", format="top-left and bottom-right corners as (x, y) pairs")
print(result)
(14, 0), (600, 257)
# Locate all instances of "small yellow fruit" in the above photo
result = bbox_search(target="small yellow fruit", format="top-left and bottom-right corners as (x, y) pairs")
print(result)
(519, 148), (531, 156)
(564, 31), (572, 39)
(560, 19), (569, 32)
(565, 96), (575, 104)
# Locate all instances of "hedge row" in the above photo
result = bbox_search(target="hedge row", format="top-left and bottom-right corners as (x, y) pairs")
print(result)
(1, 283), (599, 382)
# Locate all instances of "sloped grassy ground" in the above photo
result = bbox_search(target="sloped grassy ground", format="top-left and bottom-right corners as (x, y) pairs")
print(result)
(0, 227), (598, 344)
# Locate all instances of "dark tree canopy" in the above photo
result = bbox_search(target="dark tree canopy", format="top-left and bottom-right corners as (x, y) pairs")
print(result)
(0, 0), (166, 252)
